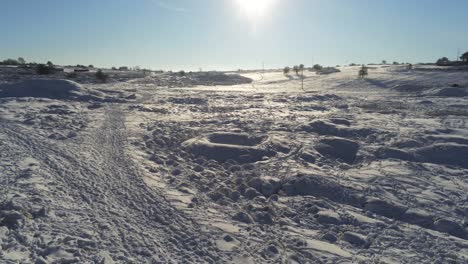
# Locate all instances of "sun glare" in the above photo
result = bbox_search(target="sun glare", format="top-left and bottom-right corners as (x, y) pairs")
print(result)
(235, 0), (277, 21)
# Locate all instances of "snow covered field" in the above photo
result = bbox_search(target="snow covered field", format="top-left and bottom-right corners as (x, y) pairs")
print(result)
(1, 66), (468, 263)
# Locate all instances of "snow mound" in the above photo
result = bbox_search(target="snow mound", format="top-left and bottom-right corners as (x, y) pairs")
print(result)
(415, 143), (468, 168)
(315, 137), (360, 164)
(364, 198), (407, 219)
(301, 120), (375, 138)
(432, 219), (468, 239)
(377, 147), (415, 161)
(0, 79), (105, 101)
(378, 143), (468, 168)
(0, 79), (81, 97)
(431, 87), (468, 97)
(282, 174), (364, 206)
(400, 208), (434, 228)
(183, 132), (274, 163)
(342, 232), (368, 247)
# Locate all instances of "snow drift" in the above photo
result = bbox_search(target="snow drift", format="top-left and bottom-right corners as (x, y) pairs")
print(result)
(0, 79), (105, 101)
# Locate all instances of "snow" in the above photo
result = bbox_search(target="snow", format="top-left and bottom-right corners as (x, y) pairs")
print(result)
(0, 65), (468, 263)
(0, 79), (83, 98)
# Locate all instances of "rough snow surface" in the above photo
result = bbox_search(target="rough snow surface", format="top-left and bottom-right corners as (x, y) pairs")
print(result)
(1, 65), (468, 263)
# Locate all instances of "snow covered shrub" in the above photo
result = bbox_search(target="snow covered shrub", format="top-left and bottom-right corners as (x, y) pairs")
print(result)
(95, 69), (108, 82)
(36, 64), (54, 75)
(358, 65), (368, 78)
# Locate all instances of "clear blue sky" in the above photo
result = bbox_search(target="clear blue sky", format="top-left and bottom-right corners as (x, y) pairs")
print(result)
(1, 0), (467, 70)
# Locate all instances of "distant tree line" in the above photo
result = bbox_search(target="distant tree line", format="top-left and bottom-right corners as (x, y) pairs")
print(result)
(462, 52), (468, 63)
(283, 64), (321, 76)
(0, 57), (26, 65)
(436, 51), (468, 66)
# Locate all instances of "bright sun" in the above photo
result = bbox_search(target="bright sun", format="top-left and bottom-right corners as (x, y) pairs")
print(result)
(235, 0), (276, 20)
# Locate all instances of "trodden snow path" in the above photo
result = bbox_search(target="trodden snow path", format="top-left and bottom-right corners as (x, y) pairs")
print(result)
(0, 107), (226, 263)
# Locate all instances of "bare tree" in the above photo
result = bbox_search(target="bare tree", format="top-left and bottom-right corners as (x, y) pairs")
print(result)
(293, 65), (300, 76)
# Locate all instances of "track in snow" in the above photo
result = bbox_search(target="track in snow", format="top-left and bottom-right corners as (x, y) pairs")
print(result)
(0, 107), (226, 263)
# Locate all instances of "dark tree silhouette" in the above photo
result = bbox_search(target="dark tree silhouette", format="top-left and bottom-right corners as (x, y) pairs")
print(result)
(283, 66), (290, 75)
(312, 64), (323, 71)
(95, 69), (108, 82)
(36, 64), (53, 75)
(358, 65), (368, 79)
(1, 59), (19, 65)
(436, 57), (450, 66)
(461, 52), (468, 64)
(293, 65), (300, 76)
